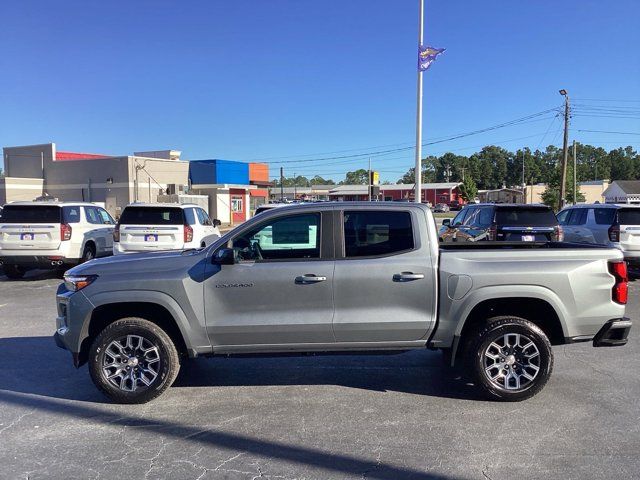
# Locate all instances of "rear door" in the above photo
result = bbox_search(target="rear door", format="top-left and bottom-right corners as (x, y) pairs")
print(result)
(617, 208), (640, 255)
(333, 208), (436, 342)
(0, 205), (62, 251)
(117, 206), (185, 252)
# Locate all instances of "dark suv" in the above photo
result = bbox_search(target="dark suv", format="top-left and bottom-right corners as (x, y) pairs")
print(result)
(439, 203), (563, 242)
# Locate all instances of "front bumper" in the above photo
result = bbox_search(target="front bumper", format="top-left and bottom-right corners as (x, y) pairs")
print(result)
(593, 317), (632, 347)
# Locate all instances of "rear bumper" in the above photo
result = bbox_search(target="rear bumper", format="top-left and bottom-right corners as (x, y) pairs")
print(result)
(0, 255), (78, 268)
(593, 318), (632, 347)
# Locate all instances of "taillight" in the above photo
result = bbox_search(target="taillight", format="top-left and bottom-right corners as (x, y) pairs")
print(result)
(554, 225), (564, 242)
(60, 223), (72, 241)
(184, 224), (193, 243)
(113, 224), (120, 243)
(487, 225), (497, 241)
(609, 260), (628, 304)
(609, 224), (620, 242)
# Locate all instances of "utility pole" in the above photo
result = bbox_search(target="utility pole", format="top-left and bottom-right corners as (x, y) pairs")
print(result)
(573, 140), (577, 205)
(280, 167), (284, 202)
(293, 172), (297, 200)
(559, 89), (570, 209)
(368, 157), (372, 202)
(414, 0), (424, 203)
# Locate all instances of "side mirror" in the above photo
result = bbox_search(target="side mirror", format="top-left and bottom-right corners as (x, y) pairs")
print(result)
(212, 219), (222, 227)
(214, 247), (236, 265)
(442, 219), (451, 227)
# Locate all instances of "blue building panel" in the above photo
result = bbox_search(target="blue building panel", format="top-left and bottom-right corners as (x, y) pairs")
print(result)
(189, 159), (249, 185)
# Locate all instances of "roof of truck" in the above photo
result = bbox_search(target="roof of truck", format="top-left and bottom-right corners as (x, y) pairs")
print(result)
(4, 201), (98, 207)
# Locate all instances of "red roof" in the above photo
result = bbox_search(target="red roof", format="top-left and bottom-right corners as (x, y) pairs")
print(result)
(56, 151), (110, 161)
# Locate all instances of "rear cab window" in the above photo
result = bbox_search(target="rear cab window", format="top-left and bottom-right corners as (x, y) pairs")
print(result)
(343, 210), (414, 258)
(119, 207), (185, 225)
(0, 205), (62, 223)
(495, 207), (558, 226)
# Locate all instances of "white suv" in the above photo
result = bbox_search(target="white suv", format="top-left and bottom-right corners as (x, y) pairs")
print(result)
(0, 201), (116, 279)
(113, 203), (221, 255)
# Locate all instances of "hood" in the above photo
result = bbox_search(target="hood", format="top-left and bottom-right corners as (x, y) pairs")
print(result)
(66, 249), (205, 276)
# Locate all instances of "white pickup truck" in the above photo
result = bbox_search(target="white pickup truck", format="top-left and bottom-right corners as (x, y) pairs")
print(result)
(55, 202), (632, 404)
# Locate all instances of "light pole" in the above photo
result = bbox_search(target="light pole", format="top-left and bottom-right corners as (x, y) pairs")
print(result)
(559, 89), (570, 209)
(414, 0), (424, 203)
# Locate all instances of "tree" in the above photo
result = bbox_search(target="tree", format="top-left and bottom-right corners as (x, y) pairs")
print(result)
(309, 175), (335, 185)
(340, 169), (369, 185)
(458, 176), (478, 202)
(541, 162), (585, 210)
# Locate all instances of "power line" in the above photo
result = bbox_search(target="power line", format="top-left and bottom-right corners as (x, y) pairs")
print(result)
(245, 107), (561, 166)
(577, 129), (640, 135)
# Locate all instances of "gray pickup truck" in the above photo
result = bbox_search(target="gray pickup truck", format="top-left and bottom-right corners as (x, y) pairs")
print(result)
(54, 203), (632, 404)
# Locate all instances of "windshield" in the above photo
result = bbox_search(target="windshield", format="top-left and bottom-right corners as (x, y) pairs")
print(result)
(495, 207), (557, 227)
(0, 205), (61, 223)
(618, 209), (640, 225)
(119, 207), (185, 225)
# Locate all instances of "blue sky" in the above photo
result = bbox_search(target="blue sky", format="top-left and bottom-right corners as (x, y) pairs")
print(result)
(1, 0), (639, 182)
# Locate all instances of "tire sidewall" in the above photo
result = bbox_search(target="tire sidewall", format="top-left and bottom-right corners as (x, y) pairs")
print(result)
(471, 319), (553, 401)
(88, 318), (179, 404)
(82, 245), (96, 263)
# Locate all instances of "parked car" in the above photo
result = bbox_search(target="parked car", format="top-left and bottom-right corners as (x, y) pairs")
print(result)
(0, 201), (115, 279)
(55, 202), (630, 403)
(439, 203), (562, 243)
(557, 204), (640, 267)
(448, 200), (462, 211)
(113, 203), (221, 255)
(254, 203), (287, 215)
(433, 203), (450, 213)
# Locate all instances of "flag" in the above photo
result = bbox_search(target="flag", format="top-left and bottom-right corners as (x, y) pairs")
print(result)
(418, 45), (445, 71)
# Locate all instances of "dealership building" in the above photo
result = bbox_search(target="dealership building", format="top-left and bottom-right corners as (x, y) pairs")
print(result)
(1, 143), (270, 224)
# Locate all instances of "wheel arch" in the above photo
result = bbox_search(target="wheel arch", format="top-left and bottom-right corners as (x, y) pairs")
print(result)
(77, 293), (197, 366)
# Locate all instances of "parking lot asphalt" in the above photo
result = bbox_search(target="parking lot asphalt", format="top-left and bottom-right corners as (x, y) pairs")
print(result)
(0, 270), (639, 480)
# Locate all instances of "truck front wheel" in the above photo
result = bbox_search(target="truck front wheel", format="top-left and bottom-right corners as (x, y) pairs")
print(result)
(88, 317), (180, 404)
(469, 316), (553, 401)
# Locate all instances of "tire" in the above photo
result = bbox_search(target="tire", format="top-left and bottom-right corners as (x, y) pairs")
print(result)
(81, 244), (96, 263)
(467, 316), (553, 401)
(88, 318), (180, 404)
(2, 264), (26, 279)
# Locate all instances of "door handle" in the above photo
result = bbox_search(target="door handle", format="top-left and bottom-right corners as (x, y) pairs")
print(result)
(393, 272), (425, 282)
(295, 274), (327, 284)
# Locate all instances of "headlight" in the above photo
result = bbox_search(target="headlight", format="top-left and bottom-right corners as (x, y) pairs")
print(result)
(64, 275), (98, 292)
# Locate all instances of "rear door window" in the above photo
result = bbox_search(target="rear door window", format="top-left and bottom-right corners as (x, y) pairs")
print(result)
(343, 210), (414, 258)
(183, 208), (196, 226)
(594, 208), (617, 225)
(119, 207), (185, 225)
(477, 207), (494, 227)
(495, 207), (557, 226)
(0, 205), (61, 223)
(618, 209), (640, 225)
(567, 209), (588, 226)
(62, 206), (81, 224)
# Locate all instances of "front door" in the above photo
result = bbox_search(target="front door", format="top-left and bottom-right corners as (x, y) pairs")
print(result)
(203, 211), (335, 347)
(333, 209), (436, 342)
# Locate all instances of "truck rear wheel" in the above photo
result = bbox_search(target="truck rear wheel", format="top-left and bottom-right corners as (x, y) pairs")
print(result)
(88, 317), (180, 404)
(468, 316), (553, 401)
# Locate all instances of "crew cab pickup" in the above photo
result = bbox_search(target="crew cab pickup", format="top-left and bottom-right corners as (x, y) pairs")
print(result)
(54, 203), (632, 404)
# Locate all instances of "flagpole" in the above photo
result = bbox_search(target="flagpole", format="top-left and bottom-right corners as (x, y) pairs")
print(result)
(414, 0), (424, 203)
